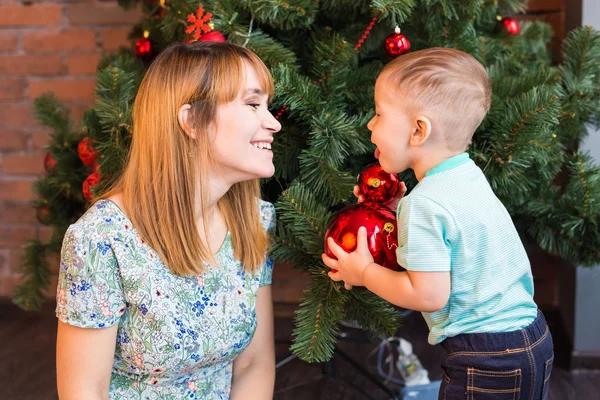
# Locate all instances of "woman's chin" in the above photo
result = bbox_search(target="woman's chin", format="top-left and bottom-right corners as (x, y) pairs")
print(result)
(247, 164), (275, 181)
(259, 165), (275, 179)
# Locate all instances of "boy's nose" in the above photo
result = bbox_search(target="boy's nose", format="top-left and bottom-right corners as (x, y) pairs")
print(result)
(367, 116), (376, 131)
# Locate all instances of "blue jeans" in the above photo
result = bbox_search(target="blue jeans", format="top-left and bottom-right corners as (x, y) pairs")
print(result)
(438, 310), (554, 400)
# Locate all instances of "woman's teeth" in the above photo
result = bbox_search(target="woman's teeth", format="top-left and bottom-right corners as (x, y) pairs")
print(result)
(252, 142), (272, 150)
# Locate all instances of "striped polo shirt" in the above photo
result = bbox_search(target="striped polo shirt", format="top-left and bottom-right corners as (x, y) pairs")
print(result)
(396, 152), (538, 345)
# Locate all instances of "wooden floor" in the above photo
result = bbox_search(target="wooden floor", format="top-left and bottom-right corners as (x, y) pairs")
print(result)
(1, 300), (598, 400)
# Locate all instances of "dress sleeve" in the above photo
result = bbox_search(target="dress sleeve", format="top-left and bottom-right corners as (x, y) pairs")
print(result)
(258, 201), (276, 287)
(395, 194), (455, 272)
(55, 224), (126, 328)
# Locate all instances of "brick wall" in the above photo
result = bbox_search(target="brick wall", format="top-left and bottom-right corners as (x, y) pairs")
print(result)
(0, 1), (141, 298)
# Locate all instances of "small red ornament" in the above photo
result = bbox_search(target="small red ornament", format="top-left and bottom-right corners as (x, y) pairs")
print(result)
(324, 203), (401, 272)
(384, 26), (410, 58)
(153, 6), (168, 20)
(501, 17), (520, 35)
(186, 5), (213, 42)
(36, 206), (50, 224)
(198, 31), (226, 43)
(135, 37), (152, 58)
(78, 137), (98, 166)
(44, 152), (57, 172)
(357, 163), (399, 205)
(82, 172), (101, 201)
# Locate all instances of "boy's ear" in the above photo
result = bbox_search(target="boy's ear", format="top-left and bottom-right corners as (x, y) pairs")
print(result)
(178, 104), (196, 139)
(409, 116), (432, 146)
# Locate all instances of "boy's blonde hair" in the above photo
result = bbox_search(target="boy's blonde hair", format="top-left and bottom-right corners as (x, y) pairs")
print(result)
(102, 42), (273, 276)
(381, 47), (491, 151)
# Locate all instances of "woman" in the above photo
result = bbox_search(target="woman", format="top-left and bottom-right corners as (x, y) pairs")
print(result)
(55, 41), (282, 399)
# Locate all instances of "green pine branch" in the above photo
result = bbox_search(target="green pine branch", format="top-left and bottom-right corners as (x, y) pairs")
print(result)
(272, 125), (303, 181)
(32, 93), (73, 140)
(275, 182), (332, 257)
(345, 289), (402, 338)
(558, 26), (600, 150)
(554, 154), (600, 264)
(290, 272), (349, 363)
(371, 0), (416, 23)
(241, 29), (299, 67)
(270, 221), (319, 268)
(248, 0), (318, 29)
(272, 64), (325, 117)
(12, 240), (53, 311)
(483, 86), (562, 201)
(298, 155), (357, 207)
(92, 54), (144, 194)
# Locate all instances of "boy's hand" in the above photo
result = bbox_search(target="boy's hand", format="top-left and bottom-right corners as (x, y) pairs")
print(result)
(322, 226), (374, 289)
(354, 181), (407, 212)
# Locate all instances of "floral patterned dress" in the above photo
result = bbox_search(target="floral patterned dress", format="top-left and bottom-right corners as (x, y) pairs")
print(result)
(56, 199), (275, 399)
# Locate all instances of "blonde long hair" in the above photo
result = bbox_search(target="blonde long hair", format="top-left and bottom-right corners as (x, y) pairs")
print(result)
(102, 42), (274, 275)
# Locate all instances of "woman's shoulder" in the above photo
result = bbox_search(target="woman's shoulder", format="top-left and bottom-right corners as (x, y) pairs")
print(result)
(60, 200), (124, 277)
(66, 199), (125, 241)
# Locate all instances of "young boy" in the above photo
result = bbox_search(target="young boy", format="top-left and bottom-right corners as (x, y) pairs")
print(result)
(322, 48), (554, 399)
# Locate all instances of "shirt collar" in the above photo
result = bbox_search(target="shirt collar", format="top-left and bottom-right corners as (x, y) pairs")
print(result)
(425, 152), (471, 177)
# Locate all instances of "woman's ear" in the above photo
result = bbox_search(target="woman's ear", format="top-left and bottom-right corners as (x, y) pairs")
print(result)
(409, 115), (432, 147)
(178, 104), (196, 139)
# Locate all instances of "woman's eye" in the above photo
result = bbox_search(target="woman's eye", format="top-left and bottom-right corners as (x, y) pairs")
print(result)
(248, 103), (260, 109)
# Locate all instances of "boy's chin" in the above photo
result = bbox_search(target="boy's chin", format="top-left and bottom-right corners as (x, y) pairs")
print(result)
(378, 160), (403, 175)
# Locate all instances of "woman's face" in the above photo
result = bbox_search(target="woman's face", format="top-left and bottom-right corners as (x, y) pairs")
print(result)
(209, 62), (281, 185)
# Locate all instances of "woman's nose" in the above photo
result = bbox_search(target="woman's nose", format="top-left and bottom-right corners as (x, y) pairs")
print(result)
(264, 111), (282, 133)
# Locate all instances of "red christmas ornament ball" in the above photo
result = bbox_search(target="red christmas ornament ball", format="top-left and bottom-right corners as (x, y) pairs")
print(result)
(78, 137), (98, 166)
(502, 18), (520, 35)
(135, 37), (152, 58)
(44, 152), (57, 171)
(384, 27), (410, 58)
(199, 31), (226, 43)
(82, 172), (101, 201)
(358, 163), (399, 205)
(36, 207), (50, 224)
(324, 203), (401, 272)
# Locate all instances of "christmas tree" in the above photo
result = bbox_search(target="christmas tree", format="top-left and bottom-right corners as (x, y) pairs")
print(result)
(13, 0), (600, 363)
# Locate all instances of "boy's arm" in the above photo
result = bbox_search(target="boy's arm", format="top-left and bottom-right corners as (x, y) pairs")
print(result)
(362, 263), (450, 312)
(323, 227), (450, 312)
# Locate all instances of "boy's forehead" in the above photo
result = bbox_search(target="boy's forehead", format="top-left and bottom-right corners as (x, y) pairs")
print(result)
(377, 70), (394, 84)
(374, 75), (396, 103)
(376, 71), (397, 91)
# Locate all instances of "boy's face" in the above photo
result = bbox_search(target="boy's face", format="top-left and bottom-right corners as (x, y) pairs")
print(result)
(367, 75), (413, 174)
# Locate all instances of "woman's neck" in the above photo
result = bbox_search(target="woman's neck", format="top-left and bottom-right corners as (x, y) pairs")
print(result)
(195, 174), (231, 224)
